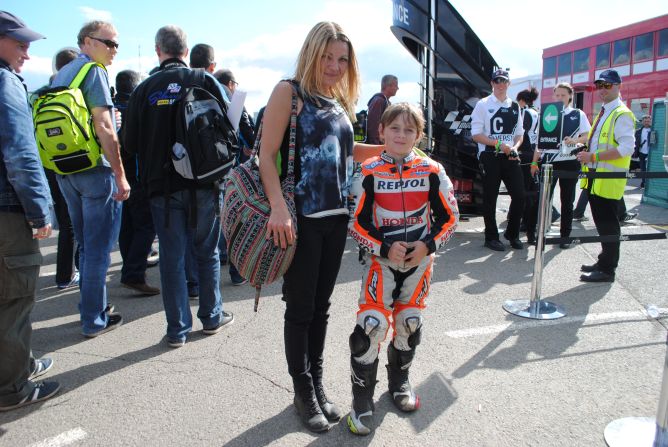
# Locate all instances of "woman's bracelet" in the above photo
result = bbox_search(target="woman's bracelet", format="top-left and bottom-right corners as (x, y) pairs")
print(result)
(593, 152), (600, 162)
(494, 140), (501, 152)
(531, 161), (539, 167)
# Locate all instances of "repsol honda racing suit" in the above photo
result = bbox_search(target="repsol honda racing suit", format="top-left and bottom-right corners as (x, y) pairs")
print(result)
(346, 149), (459, 433)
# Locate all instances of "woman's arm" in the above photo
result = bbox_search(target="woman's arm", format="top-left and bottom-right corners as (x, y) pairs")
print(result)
(258, 81), (302, 249)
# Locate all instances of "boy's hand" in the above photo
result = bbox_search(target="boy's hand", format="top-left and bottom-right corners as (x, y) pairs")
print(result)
(404, 241), (428, 268)
(388, 241), (409, 265)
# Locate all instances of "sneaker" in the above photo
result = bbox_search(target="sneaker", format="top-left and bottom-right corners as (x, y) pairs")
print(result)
(165, 336), (185, 348)
(105, 304), (115, 315)
(56, 271), (79, 290)
(230, 271), (248, 286)
(620, 212), (637, 224)
(573, 215), (589, 222)
(29, 357), (53, 380)
(82, 313), (123, 338)
(146, 248), (159, 267)
(121, 281), (161, 296)
(202, 311), (234, 335)
(0, 381), (61, 412)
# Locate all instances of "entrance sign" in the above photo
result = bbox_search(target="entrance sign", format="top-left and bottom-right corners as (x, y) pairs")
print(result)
(538, 102), (564, 151)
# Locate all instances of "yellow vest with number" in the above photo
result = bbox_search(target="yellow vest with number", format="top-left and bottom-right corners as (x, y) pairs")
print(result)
(580, 104), (633, 200)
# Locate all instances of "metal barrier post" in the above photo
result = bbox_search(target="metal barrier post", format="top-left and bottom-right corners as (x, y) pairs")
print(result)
(604, 333), (668, 446)
(503, 163), (566, 319)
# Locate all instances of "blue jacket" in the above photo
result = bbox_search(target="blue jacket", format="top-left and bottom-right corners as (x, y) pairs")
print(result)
(0, 59), (51, 228)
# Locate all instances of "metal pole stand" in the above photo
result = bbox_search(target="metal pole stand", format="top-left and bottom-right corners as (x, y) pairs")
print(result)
(604, 333), (668, 447)
(503, 163), (566, 320)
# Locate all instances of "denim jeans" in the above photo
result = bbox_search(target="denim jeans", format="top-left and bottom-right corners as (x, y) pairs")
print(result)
(188, 229), (240, 284)
(150, 188), (224, 341)
(56, 166), (121, 335)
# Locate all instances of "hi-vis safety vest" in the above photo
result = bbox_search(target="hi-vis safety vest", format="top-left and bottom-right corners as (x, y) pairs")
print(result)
(580, 104), (634, 200)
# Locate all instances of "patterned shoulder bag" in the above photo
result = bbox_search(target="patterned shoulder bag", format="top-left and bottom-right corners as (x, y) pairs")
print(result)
(221, 85), (298, 311)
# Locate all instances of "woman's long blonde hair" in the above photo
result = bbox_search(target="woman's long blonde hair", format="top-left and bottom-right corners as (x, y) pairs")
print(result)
(294, 21), (360, 122)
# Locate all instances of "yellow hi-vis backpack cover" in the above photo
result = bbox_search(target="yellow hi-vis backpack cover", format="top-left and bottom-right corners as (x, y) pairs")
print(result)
(33, 62), (104, 175)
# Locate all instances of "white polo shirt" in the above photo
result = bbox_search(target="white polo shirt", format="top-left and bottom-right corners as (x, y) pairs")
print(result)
(471, 94), (524, 155)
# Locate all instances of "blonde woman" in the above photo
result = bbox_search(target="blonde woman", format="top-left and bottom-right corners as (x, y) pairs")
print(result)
(259, 21), (370, 432)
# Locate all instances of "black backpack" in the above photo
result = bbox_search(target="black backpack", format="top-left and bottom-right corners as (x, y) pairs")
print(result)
(171, 70), (239, 185)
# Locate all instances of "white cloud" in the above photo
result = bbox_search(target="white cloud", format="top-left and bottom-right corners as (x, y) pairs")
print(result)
(318, 1), (393, 51)
(216, 26), (309, 66)
(79, 6), (113, 22)
(22, 55), (53, 76)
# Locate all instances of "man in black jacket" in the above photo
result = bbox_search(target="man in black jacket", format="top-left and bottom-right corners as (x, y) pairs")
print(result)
(115, 70), (159, 296)
(123, 25), (233, 348)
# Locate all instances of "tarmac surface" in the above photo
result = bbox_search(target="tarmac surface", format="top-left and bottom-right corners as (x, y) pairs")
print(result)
(2, 178), (668, 446)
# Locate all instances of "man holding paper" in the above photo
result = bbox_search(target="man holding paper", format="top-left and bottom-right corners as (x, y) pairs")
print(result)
(214, 68), (256, 161)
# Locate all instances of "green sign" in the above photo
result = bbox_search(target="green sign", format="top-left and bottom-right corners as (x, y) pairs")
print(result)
(538, 102), (564, 151)
(542, 104), (559, 132)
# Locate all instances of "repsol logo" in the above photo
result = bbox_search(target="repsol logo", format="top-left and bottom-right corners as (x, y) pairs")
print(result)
(377, 179), (426, 190)
(382, 216), (423, 226)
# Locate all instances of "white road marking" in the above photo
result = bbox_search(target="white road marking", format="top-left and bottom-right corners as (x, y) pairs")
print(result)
(28, 428), (87, 447)
(445, 309), (665, 339)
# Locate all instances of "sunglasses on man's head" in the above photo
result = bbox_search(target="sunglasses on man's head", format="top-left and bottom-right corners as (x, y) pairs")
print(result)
(88, 36), (119, 49)
(594, 82), (614, 90)
(493, 78), (509, 84)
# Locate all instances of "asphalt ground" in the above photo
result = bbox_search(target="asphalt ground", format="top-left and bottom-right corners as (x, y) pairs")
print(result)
(2, 179), (668, 446)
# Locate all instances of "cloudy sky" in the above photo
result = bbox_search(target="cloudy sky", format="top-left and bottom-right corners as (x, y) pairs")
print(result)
(6, 0), (667, 114)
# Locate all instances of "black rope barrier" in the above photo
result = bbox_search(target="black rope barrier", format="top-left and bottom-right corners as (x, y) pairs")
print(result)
(545, 232), (667, 245)
(553, 170), (668, 179)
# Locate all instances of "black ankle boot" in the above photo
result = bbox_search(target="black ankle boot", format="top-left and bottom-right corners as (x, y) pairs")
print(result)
(313, 381), (342, 422)
(293, 386), (330, 432)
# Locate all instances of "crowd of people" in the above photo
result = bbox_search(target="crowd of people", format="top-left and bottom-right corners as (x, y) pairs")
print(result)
(0, 9), (646, 436)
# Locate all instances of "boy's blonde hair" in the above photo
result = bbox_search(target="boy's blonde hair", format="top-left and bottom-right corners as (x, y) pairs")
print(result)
(294, 21), (360, 122)
(379, 103), (425, 138)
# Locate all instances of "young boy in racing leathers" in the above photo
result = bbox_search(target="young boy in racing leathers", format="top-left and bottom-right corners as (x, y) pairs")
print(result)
(347, 103), (459, 435)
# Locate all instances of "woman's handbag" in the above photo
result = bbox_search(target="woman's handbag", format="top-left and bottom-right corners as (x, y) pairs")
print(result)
(221, 87), (298, 311)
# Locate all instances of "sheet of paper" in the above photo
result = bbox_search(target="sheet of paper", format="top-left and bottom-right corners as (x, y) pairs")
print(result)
(227, 90), (247, 131)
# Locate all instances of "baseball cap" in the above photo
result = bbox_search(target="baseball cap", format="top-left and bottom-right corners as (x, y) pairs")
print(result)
(595, 69), (622, 84)
(492, 68), (509, 81)
(0, 11), (45, 42)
